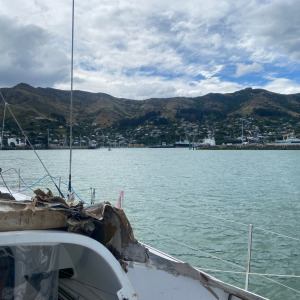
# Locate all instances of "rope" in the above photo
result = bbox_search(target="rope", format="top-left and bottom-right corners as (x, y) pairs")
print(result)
(56, 178), (85, 203)
(0, 169), (87, 204)
(2, 168), (35, 192)
(18, 175), (50, 193)
(37, 175), (87, 203)
(59, 274), (117, 297)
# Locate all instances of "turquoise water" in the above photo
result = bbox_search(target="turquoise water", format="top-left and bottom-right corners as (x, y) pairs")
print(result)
(1, 148), (299, 299)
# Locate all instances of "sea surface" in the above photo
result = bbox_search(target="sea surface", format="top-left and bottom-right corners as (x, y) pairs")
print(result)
(1, 148), (299, 300)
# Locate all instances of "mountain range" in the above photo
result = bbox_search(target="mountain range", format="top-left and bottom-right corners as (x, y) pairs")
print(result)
(1, 83), (300, 129)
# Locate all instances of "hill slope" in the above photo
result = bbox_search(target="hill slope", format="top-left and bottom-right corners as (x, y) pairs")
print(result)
(1, 83), (300, 128)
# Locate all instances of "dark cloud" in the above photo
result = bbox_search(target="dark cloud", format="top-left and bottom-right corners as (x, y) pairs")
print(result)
(0, 15), (69, 88)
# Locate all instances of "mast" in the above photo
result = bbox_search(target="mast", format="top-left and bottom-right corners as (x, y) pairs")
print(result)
(242, 118), (244, 143)
(1, 102), (7, 149)
(68, 0), (75, 200)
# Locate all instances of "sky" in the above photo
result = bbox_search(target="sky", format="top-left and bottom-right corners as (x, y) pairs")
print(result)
(0, 0), (300, 99)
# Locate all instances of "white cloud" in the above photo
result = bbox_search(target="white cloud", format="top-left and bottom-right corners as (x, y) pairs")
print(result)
(0, 0), (300, 98)
(261, 78), (300, 95)
(236, 0), (300, 63)
(180, 77), (241, 98)
(56, 68), (241, 100)
(195, 65), (225, 79)
(235, 63), (264, 77)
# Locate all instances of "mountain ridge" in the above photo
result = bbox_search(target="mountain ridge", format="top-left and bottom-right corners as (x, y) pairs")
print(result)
(1, 83), (300, 129)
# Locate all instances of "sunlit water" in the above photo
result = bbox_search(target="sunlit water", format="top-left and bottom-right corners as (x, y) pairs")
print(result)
(1, 148), (299, 299)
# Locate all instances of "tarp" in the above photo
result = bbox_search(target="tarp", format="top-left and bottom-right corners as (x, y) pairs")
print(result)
(0, 189), (147, 263)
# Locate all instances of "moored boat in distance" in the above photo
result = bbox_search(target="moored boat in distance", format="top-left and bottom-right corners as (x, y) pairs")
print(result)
(174, 136), (216, 148)
(275, 137), (300, 144)
(197, 136), (216, 147)
(174, 139), (191, 148)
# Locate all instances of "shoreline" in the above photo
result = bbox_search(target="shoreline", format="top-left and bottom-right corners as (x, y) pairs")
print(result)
(196, 144), (300, 150)
(1, 144), (300, 150)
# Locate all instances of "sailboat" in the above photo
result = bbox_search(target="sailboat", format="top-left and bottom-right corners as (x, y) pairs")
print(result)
(0, 2), (268, 299)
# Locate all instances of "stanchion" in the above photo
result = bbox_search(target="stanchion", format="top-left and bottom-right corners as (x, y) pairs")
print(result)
(245, 224), (253, 290)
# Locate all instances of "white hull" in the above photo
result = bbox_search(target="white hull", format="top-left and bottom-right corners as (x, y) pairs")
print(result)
(0, 230), (266, 300)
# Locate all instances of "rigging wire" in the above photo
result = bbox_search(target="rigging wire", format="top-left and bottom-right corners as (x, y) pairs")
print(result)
(1, 169), (87, 203)
(2, 167), (35, 192)
(0, 168), (13, 197)
(0, 91), (65, 198)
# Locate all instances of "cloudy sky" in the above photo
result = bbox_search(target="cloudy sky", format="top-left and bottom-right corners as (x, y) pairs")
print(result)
(1, 0), (300, 99)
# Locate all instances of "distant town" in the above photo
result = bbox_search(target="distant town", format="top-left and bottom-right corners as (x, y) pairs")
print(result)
(1, 115), (300, 150)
